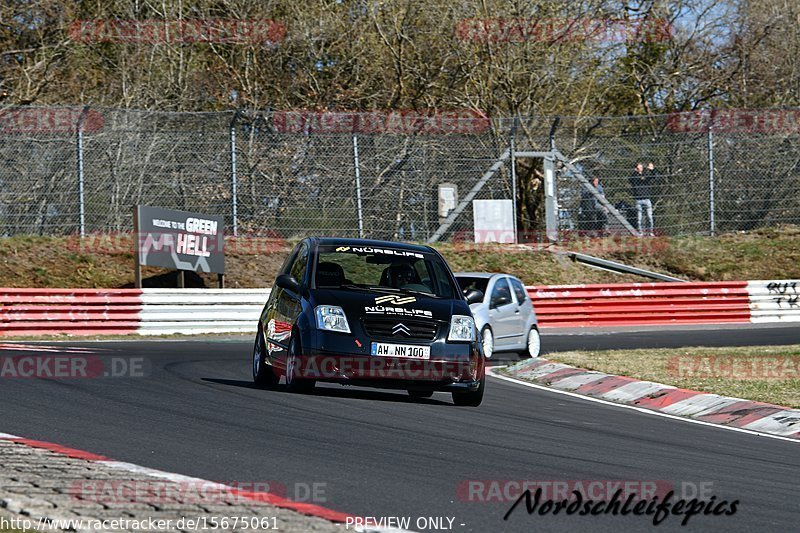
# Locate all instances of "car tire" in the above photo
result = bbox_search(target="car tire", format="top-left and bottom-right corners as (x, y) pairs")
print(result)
(253, 328), (279, 388)
(285, 331), (315, 394)
(407, 390), (434, 399)
(452, 375), (485, 407)
(481, 326), (494, 359)
(520, 326), (541, 359)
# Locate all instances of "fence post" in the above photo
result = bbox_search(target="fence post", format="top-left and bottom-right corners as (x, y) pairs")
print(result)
(353, 134), (365, 238)
(708, 125), (715, 236)
(543, 156), (558, 242)
(545, 117), (561, 242)
(509, 117), (518, 244)
(230, 110), (240, 237)
(76, 106), (90, 237)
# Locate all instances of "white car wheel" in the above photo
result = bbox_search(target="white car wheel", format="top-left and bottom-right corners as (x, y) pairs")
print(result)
(481, 327), (494, 359)
(526, 327), (541, 358)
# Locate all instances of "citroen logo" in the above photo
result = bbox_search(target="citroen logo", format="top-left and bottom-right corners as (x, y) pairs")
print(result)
(392, 323), (411, 336)
(375, 295), (416, 305)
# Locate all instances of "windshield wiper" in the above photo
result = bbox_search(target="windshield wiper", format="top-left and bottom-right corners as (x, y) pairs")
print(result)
(392, 287), (441, 298)
(336, 284), (399, 295)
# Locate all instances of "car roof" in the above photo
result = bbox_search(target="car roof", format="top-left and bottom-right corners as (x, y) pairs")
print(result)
(312, 237), (433, 253)
(453, 272), (504, 279)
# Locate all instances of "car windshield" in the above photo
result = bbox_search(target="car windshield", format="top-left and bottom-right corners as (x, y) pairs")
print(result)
(314, 244), (456, 298)
(455, 276), (489, 296)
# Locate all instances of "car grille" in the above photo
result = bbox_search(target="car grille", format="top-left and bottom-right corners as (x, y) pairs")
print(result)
(362, 317), (440, 342)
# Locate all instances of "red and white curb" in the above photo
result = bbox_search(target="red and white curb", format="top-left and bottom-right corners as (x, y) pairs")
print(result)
(493, 359), (800, 442)
(0, 433), (353, 524)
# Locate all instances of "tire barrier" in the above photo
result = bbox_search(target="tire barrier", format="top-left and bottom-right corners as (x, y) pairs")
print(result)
(0, 281), (797, 336)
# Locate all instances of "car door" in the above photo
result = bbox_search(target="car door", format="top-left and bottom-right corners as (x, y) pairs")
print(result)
(488, 276), (520, 347)
(509, 277), (533, 346)
(266, 241), (308, 368)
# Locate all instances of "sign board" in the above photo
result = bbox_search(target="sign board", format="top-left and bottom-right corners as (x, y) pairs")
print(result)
(438, 182), (458, 219)
(473, 199), (514, 243)
(135, 206), (225, 274)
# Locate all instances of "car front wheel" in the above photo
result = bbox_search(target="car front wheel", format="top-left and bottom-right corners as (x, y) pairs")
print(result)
(452, 375), (485, 407)
(481, 327), (494, 359)
(253, 328), (279, 388)
(285, 332), (315, 394)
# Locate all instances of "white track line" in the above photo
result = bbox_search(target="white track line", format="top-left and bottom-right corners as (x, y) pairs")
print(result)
(487, 367), (799, 444)
(0, 433), (20, 439)
(102, 461), (230, 488)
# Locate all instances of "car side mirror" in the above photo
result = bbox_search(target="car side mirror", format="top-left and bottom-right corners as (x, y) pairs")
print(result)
(464, 288), (484, 305)
(276, 274), (301, 293)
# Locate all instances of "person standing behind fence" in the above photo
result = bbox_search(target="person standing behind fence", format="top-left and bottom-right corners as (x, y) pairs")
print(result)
(591, 177), (608, 234)
(629, 162), (655, 236)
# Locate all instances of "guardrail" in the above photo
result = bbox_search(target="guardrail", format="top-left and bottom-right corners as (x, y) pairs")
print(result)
(139, 289), (270, 335)
(527, 282), (752, 328)
(0, 281), (797, 336)
(0, 288), (142, 336)
(0, 288), (270, 336)
(748, 280), (800, 324)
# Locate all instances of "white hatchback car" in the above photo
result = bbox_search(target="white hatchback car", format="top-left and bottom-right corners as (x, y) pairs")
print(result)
(454, 272), (541, 359)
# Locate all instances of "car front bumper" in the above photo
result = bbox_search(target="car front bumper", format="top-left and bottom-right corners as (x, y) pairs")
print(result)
(295, 330), (484, 390)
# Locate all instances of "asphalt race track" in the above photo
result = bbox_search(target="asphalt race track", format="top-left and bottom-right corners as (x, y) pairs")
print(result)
(2, 325), (799, 532)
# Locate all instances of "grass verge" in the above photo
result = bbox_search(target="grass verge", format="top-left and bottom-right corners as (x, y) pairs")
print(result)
(0, 225), (798, 288)
(532, 345), (800, 408)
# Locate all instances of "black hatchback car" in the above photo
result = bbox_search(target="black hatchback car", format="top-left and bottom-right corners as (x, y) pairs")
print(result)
(252, 238), (486, 406)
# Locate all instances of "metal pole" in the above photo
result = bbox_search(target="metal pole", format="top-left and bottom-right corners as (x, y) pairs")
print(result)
(76, 106), (89, 237)
(543, 156), (558, 242)
(133, 206), (142, 289)
(353, 134), (364, 238)
(708, 125), (715, 236)
(509, 117), (518, 244)
(230, 110), (240, 237)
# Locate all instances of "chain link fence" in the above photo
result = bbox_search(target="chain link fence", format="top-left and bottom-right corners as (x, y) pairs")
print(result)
(1, 106), (799, 241)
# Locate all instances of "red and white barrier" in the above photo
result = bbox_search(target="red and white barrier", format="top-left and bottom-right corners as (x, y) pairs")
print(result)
(527, 282), (752, 328)
(0, 288), (142, 336)
(0, 281), (797, 336)
(0, 288), (269, 337)
(139, 289), (270, 335)
(747, 280), (800, 323)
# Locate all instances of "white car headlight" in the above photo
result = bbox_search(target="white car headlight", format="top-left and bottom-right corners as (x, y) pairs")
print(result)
(315, 305), (351, 333)
(448, 315), (475, 342)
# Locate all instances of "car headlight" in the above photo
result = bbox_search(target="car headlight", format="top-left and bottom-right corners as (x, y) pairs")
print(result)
(315, 305), (351, 333)
(448, 315), (475, 342)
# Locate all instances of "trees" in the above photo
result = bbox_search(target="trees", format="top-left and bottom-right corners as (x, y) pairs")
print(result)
(1, 0), (794, 115)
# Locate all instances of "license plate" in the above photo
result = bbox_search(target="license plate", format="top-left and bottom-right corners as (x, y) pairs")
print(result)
(371, 342), (430, 359)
